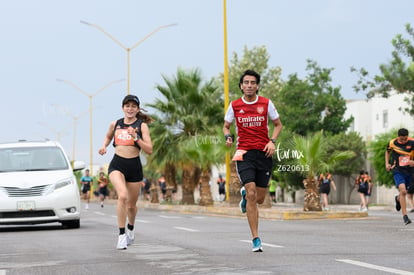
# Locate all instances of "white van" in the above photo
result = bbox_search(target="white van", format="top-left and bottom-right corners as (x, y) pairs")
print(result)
(0, 140), (85, 228)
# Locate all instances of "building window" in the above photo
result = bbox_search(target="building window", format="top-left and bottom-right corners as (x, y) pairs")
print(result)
(383, 110), (388, 128)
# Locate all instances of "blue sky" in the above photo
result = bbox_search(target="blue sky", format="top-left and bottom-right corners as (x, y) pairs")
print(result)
(0, 0), (413, 166)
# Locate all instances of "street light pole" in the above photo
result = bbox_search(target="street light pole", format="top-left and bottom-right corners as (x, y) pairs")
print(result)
(63, 109), (88, 162)
(49, 104), (89, 162)
(56, 78), (124, 174)
(223, 0), (231, 201)
(80, 20), (177, 95)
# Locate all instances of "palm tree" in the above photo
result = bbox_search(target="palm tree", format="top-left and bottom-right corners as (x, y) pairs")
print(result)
(147, 68), (224, 204)
(291, 131), (354, 211)
(182, 127), (227, 206)
(146, 118), (180, 202)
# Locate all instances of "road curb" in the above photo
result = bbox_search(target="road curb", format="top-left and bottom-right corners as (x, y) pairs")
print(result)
(138, 201), (369, 220)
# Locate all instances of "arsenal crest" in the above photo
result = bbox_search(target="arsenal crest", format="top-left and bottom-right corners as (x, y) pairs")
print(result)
(257, 106), (264, 114)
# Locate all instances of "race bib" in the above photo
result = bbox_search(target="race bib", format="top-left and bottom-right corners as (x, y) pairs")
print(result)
(114, 129), (134, 146)
(232, 150), (247, 161)
(399, 155), (410, 166)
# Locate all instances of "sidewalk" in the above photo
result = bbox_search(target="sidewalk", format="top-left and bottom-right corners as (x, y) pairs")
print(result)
(134, 200), (390, 220)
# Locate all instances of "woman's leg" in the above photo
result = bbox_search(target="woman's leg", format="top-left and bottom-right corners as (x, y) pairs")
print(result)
(126, 181), (141, 226)
(358, 192), (366, 209)
(110, 171), (128, 228)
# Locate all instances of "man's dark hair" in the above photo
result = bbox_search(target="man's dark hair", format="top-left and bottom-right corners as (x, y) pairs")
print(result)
(239, 70), (261, 94)
(398, 128), (409, 137)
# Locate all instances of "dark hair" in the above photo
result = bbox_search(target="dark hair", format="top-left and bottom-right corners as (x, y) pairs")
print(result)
(398, 128), (409, 137)
(359, 170), (364, 175)
(239, 70), (261, 94)
(137, 112), (154, 124)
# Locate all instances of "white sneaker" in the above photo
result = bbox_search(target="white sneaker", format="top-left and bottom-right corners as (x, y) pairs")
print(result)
(85, 204), (89, 210)
(116, 234), (127, 250)
(126, 229), (135, 246)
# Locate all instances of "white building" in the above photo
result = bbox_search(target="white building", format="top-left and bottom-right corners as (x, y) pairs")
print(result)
(345, 92), (414, 141)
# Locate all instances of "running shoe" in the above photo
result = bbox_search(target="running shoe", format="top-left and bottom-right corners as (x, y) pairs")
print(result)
(404, 215), (412, 225)
(239, 187), (247, 214)
(126, 228), (135, 246)
(395, 195), (401, 211)
(116, 234), (127, 250)
(252, 237), (263, 252)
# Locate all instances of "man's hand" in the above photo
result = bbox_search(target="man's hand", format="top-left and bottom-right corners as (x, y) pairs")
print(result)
(263, 141), (275, 157)
(386, 161), (396, 171)
(225, 136), (233, 147)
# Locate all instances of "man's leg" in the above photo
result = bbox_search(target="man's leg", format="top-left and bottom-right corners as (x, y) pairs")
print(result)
(398, 183), (408, 216)
(245, 182), (259, 239)
(245, 183), (267, 238)
(407, 193), (414, 211)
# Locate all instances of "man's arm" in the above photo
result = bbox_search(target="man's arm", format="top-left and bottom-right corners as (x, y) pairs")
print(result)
(223, 120), (233, 147)
(270, 118), (283, 141)
(385, 150), (392, 171)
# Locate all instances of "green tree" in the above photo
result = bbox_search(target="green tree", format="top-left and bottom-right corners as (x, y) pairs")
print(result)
(352, 23), (414, 116)
(276, 60), (353, 136)
(146, 117), (180, 202)
(272, 128), (304, 202)
(216, 45), (283, 102)
(291, 131), (355, 211)
(182, 127), (227, 206)
(368, 129), (398, 188)
(148, 68), (223, 204)
(325, 132), (367, 203)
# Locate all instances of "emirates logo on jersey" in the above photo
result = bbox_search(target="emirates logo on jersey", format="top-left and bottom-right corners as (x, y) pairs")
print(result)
(257, 107), (264, 114)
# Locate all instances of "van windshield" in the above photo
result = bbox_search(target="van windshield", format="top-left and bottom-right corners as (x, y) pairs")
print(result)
(0, 146), (69, 172)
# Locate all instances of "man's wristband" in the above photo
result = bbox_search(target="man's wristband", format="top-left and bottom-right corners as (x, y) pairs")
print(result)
(270, 138), (276, 144)
(225, 134), (234, 142)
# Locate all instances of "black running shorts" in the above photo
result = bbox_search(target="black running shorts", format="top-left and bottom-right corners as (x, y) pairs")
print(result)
(108, 154), (143, 182)
(236, 149), (272, 188)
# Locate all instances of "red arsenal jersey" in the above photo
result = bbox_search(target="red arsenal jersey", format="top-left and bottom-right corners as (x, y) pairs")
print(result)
(225, 96), (279, 151)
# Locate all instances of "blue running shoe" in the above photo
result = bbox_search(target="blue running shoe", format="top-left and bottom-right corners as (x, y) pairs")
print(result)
(252, 237), (263, 252)
(239, 187), (247, 213)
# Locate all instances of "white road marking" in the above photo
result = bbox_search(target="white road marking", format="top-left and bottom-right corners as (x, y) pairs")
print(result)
(159, 215), (181, 219)
(336, 259), (414, 275)
(191, 216), (206, 219)
(0, 270), (6, 275)
(240, 240), (284, 248)
(94, 211), (105, 216)
(136, 219), (151, 223)
(174, 226), (199, 232)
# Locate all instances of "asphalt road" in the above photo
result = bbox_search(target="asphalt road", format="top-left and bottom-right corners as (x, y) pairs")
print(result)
(1, 203), (414, 275)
